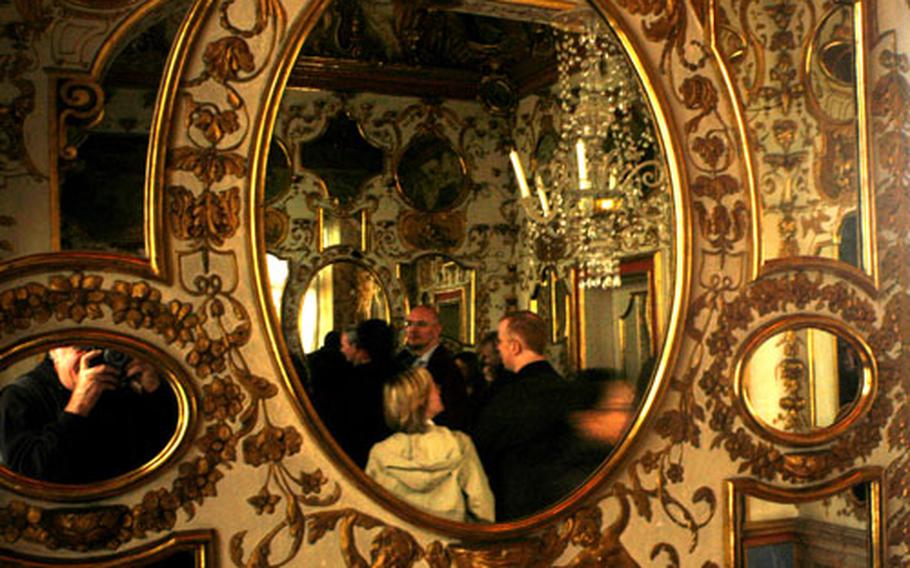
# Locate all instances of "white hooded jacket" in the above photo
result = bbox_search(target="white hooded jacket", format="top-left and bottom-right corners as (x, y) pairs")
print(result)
(365, 425), (495, 523)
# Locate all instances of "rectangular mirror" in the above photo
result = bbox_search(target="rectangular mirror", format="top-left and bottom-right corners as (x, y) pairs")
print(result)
(319, 209), (367, 251)
(711, 0), (876, 281)
(725, 467), (885, 567)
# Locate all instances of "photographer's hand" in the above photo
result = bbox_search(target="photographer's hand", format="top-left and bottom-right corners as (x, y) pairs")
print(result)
(126, 359), (160, 394)
(63, 349), (120, 417)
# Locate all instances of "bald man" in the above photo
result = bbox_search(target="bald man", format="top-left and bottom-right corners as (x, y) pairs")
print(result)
(399, 305), (470, 431)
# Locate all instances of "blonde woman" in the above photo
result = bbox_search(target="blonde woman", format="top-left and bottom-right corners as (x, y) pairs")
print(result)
(365, 367), (494, 523)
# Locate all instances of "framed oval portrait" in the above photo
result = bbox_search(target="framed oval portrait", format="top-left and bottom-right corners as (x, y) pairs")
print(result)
(395, 132), (470, 213)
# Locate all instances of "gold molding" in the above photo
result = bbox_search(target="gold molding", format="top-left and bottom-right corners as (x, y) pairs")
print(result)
(724, 467), (886, 567)
(0, 330), (198, 502)
(0, 528), (216, 567)
(732, 314), (878, 447)
(854, 0), (880, 289)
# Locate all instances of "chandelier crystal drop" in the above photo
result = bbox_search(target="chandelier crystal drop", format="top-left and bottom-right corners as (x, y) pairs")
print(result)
(511, 19), (671, 289)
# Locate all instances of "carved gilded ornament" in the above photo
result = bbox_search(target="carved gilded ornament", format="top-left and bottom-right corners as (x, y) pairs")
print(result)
(4, 0), (909, 566)
(703, 273), (883, 481)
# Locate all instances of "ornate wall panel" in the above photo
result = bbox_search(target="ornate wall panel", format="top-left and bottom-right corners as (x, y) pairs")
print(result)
(0, 0), (906, 566)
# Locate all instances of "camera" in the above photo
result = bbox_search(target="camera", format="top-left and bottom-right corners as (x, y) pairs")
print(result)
(86, 347), (134, 386)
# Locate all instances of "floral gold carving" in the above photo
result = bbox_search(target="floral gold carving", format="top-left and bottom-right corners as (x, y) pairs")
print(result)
(703, 273), (881, 481)
(397, 210), (466, 251)
(168, 185), (241, 247)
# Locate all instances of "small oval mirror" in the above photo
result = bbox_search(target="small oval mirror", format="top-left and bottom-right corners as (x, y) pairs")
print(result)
(737, 322), (874, 445)
(0, 337), (189, 499)
(298, 261), (391, 354)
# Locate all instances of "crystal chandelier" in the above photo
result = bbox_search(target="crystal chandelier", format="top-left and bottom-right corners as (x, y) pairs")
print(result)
(510, 19), (669, 288)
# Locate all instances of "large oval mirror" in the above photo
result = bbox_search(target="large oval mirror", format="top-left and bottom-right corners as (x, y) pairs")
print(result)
(260, 0), (679, 531)
(0, 335), (192, 500)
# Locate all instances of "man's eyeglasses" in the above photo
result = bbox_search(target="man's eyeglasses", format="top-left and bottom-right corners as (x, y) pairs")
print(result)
(404, 320), (431, 328)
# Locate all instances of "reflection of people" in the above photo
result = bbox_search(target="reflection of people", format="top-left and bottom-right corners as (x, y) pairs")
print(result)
(476, 331), (514, 395)
(398, 306), (470, 431)
(306, 331), (351, 430)
(471, 311), (600, 521)
(366, 367), (494, 523)
(453, 351), (484, 401)
(0, 347), (177, 484)
(334, 320), (401, 468)
(569, 369), (636, 460)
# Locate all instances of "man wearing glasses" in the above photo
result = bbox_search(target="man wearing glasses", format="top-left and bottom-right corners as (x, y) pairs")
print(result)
(400, 305), (470, 431)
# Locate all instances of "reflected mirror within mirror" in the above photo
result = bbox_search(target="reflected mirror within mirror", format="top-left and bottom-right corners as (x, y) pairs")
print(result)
(728, 471), (884, 568)
(298, 262), (390, 354)
(741, 326), (869, 437)
(263, 0), (675, 526)
(59, 1), (193, 255)
(0, 345), (179, 486)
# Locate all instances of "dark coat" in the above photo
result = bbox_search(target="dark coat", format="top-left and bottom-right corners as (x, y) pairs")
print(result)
(332, 359), (397, 469)
(425, 345), (471, 432)
(471, 360), (597, 521)
(0, 357), (178, 484)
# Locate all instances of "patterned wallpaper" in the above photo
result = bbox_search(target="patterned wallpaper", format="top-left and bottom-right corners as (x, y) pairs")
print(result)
(0, 0), (906, 566)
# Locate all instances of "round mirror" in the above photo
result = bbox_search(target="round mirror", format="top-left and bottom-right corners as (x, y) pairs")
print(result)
(0, 335), (192, 500)
(736, 321), (875, 445)
(260, 0), (680, 532)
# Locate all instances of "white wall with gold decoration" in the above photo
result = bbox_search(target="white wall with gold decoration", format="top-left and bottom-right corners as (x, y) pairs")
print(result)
(0, 0), (906, 566)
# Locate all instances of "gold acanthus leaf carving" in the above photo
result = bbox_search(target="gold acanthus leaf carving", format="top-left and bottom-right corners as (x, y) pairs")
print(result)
(202, 36), (256, 85)
(168, 185), (241, 247)
(169, 147), (248, 188)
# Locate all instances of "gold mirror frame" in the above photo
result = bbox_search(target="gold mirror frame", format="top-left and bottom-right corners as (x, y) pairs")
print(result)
(293, 258), (392, 348)
(0, 529), (216, 567)
(724, 467), (886, 567)
(732, 315), (877, 447)
(0, 0), (209, 282)
(0, 330), (197, 502)
(251, 0), (689, 540)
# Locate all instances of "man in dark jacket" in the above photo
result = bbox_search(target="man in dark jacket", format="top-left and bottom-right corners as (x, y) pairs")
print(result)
(0, 346), (177, 484)
(398, 305), (470, 431)
(471, 311), (596, 521)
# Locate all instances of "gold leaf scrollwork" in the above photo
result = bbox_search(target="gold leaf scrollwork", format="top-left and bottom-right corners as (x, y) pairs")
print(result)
(170, 147), (248, 188)
(202, 37), (256, 85)
(168, 185), (241, 247)
(57, 77), (105, 161)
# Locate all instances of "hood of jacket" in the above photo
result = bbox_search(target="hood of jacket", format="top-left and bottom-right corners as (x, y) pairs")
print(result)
(368, 425), (468, 494)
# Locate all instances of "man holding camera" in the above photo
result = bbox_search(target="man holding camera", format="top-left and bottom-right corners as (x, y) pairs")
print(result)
(0, 346), (176, 484)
